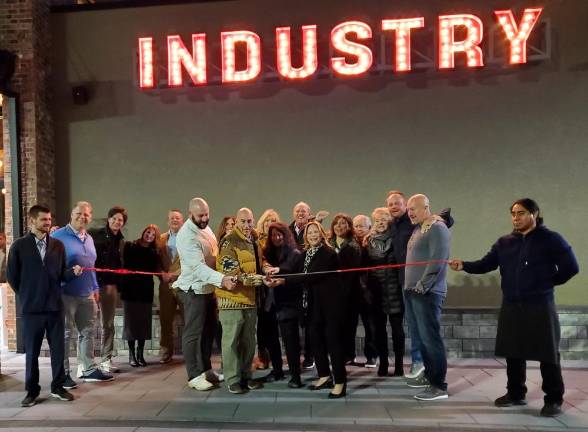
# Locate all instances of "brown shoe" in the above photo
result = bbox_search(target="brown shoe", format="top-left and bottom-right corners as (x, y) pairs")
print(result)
(159, 355), (172, 364)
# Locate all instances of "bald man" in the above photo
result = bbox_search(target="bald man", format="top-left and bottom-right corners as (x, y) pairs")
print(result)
(404, 194), (451, 401)
(216, 208), (265, 394)
(173, 198), (236, 391)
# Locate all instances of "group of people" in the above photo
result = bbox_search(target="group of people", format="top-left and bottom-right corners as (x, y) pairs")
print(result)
(5, 192), (579, 417)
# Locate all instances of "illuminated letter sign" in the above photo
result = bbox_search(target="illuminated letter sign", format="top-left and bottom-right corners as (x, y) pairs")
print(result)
(330, 21), (373, 76)
(381, 18), (425, 72)
(438, 14), (484, 69)
(276, 25), (318, 79)
(137, 6), (546, 88)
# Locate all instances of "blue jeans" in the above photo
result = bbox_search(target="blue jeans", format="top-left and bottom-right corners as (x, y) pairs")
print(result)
(406, 291), (447, 390)
(403, 290), (422, 365)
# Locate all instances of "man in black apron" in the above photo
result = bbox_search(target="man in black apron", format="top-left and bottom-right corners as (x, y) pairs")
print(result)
(450, 198), (579, 417)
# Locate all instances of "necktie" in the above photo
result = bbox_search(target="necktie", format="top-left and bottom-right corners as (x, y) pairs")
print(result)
(37, 239), (46, 260)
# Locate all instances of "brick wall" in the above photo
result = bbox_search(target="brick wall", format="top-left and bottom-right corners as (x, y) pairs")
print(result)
(1, 0), (56, 355)
(40, 307), (588, 360)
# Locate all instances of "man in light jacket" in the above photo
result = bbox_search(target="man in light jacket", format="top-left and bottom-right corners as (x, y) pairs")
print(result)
(173, 197), (236, 391)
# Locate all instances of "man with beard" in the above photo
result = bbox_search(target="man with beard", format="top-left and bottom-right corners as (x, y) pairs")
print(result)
(173, 197), (237, 391)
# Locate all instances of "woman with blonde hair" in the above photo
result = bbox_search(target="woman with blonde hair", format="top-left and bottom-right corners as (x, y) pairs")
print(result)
(256, 209), (280, 250)
(293, 221), (346, 397)
(120, 224), (163, 367)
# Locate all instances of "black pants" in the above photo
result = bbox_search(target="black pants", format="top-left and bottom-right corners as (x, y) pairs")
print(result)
(257, 306), (283, 373)
(302, 322), (313, 362)
(374, 311), (405, 368)
(360, 302), (378, 360)
(506, 357), (565, 404)
(23, 312), (66, 394)
(278, 317), (301, 377)
(343, 287), (361, 361)
(177, 291), (217, 380)
(311, 315), (346, 384)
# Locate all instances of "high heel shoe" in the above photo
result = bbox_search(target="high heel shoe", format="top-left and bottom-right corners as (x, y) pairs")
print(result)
(309, 377), (334, 391)
(328, 383), (347, 399)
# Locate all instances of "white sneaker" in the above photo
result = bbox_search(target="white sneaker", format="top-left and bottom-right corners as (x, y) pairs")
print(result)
(188, 373), (215, 391)
(205, 369), (224, 383)
(100, 360), (120, 373)
(405, 362), (425, 379)
(76, 364), (84, 379)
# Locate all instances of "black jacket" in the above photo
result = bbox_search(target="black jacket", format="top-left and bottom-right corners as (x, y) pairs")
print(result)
(120, 241), (160, 303)
(289, 221), (305, 250)
(463, 224), (578, 304)
(7, 233), (74, 313)
(364, 232), (403, 315)
(291, 245), (343, 321)
(265, 245), (303, 320)
(89, 225), (124, 286)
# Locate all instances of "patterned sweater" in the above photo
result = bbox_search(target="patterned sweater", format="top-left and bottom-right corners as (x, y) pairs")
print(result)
(215, 227), (261, 309)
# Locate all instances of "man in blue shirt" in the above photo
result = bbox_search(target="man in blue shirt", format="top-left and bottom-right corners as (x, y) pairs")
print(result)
(52, 201), (114, 388)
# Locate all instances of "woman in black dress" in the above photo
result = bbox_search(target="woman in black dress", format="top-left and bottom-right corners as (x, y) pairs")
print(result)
(121, 224), (162, 367)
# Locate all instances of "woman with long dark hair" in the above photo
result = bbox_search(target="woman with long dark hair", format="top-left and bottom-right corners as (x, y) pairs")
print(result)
(120, 224), (162, 367)
(262, 222), (304, 387)
(328, 213), (362, 365)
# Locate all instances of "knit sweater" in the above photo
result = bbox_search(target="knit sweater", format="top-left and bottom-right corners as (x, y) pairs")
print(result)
(215, 226), (261, 309)
(51, 225), (99, 297)
(404, 221), (451, 296)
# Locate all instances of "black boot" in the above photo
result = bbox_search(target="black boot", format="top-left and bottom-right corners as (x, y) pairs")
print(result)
(129, 347), (139, 367)
(136, 346), (147, 367)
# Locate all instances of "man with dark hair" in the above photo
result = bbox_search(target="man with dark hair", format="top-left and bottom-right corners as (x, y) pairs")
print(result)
(450, 198), (579, 417)
(7, 205), (83, 407)
(89, 205), (128, 373)
(159, 209), (184, 364)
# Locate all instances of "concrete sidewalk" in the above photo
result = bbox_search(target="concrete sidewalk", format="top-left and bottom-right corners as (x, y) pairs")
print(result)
(2, 353), (588, 431)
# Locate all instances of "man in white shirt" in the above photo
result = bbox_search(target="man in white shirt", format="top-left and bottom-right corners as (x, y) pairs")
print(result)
(173, 197), (236, 391)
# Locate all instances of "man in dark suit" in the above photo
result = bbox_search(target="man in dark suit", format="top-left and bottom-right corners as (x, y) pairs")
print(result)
(7, 205), (82, 407)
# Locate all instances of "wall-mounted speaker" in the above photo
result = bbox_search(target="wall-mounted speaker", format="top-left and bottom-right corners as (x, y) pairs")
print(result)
(72, 85), (89, 105)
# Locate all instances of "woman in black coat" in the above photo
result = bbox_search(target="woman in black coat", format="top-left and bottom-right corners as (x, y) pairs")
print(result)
(328, 213), (362, 365)
(295, 221), (347, 398)
(364, 207), (405, 377)
(262, 222), (304, 388)
(120, 224), (162, 367)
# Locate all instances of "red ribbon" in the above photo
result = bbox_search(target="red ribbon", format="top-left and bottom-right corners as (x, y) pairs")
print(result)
(81, 260), (448, 278)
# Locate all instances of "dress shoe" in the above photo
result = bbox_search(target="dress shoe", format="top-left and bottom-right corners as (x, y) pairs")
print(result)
(262, 370), (285, 383)
(494, 393), (527, 407)
(288, 376), (304, 388)
(309, 377), (334, 391)
(540, 402), (562, 417)
(328, 383), (347, 399)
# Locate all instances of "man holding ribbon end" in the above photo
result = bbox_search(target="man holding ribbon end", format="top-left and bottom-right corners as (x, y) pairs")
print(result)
(216, 207), (266, 394)
(173, 197), (237, 391)
(450, 198), (579, 417)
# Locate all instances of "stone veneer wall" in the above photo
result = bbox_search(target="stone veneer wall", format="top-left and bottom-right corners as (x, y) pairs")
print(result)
(41, 307), (588, 360)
